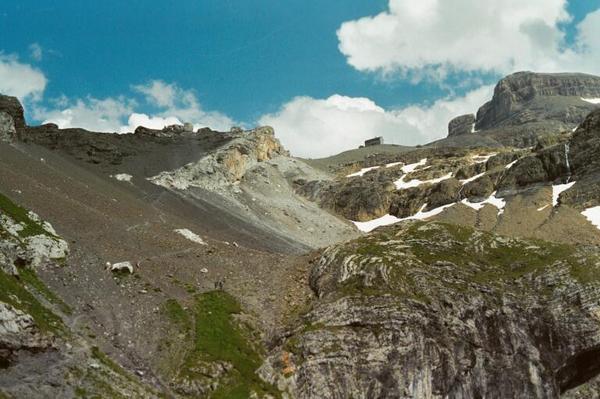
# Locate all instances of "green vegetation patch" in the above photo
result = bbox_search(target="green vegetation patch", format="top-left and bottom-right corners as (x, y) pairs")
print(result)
(330, 221), (600, 302)
(164, 298), (191, 329)
(179, 291), (280, 399)
(0, 192), (51, 238)
(0, 268), (65, 334)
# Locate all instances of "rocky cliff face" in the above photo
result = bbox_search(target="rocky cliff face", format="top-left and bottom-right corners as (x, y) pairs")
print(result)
(0, 95), (25, 130)
(264, 222), (600, 398)
(437, 72), (600, 148)
(0, 112), (16, 143)
(448, 114), (475, 137)
(475, 72), (600, 131)
(150, 126), (287, 192)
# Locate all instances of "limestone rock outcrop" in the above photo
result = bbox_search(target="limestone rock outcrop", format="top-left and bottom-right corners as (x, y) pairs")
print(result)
(264, 222), (600, 398)
(0, 111), (16, 142)
(475, 72), (600, 131)
(149, 126), (288, 192)
(0, 302), (53, 366)
(448, 114), (475, 137)
(0, 95), (25, 130)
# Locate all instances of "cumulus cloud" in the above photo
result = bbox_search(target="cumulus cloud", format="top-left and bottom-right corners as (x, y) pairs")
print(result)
(337, 0), (600, 78)
(132, 80), (235, 131)
(34, 96), (136, 132)
(36, 80), (235, 133)
(259, 86), (493, 158)
(0, 54), (47, 100)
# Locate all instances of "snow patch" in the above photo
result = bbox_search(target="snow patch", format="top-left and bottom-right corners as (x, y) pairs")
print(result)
(471, 153), (497, 164)
(402, 158), (427, 174)
(505, 160), (518, 169)
(581, 97), (600, 105)
(385, 162), (403, 168)
(582, 206), (600, 230)
(395, 173), (453, 190)
(352, 203), (455, 233)
(552, 182), (576, 207)
(174, 228), (207, 245)
(537, 205), (549, 212)
(346, 166), (380, 178)
(461, 192), (506, 215)
(460, 173), (485, 185)
(112, 173), (133, 182)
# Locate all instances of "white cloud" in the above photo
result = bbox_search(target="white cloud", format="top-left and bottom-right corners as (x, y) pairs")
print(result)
(337, 0), (600, 78)
(133, 80), (235, 131)
(259, 86), (492, 158)
(120, 113), (182, 133)
(133, 80), (176, 108)
(34, 96), (136, 132)
(35, 80), (235, 133)
(0, 54), (47, 100)
(29, 43), (43, 61)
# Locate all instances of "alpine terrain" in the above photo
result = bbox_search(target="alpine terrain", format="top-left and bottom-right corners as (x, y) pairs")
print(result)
(3, 71), (600, 399)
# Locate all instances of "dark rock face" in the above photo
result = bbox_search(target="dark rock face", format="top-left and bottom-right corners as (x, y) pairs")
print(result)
(475, 72), (600, 131)
(0, 95), (25, 129)
(265, 222), (600, 398)
(0, 111), (16, 142)
(448, 114), (475, 137)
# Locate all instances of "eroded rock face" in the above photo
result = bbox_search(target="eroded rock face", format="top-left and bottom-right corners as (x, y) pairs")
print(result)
(0, 301), (53, 366)
(475, 72), (600, 131)
(0, 199), (69, 270)
(0, 95), (25, 130)
(0, 111), (16, 142)
(448, 114), (475, 137)
(264, 222), (600, 398)
(149, 126), (288, 192)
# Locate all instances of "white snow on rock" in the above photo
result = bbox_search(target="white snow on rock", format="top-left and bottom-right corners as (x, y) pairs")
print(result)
(460, 173), (485, 185)
(581, 97), (600, 105)
(505, 160), (519, 169)
(174, 228), (207, 245)
(537, 205), (550, 212)
(471, 153), (497, 164)
(385, 162), (403, 168)
(112, 174), (133, 182)
(552, 182), (576, 207)
(582, 206), (600, 230)
(395, 173), (453, 190)
(461, 192), (506, 215)
(401, 159), (427, 174)
(346, 166), (380, 178)
(352, 203), (455, 233)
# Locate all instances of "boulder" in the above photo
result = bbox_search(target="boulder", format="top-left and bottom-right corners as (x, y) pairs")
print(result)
(447, 114), (475, 137)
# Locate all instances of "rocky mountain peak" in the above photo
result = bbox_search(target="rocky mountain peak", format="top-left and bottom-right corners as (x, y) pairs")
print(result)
(475, 71), (600, 131)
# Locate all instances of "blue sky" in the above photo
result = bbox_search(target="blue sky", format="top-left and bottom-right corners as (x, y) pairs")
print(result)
(1, 0), (600, 157)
